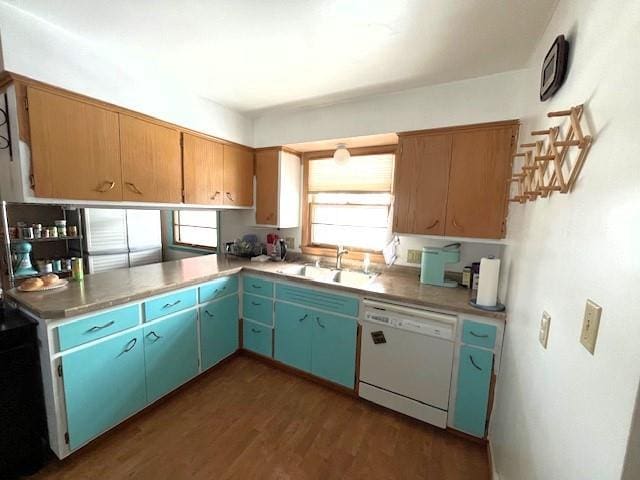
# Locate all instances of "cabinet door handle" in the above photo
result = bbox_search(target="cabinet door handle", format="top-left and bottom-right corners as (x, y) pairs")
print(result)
(452, 217), (462, 229)
(251, 327), (261, 333)
(470, 331), (489, 338)
(146, 331), (162, 342)
(204, 310), (214, 318)
(251, 284), (262, 289)
(119, 337), (137, 355)
(316, 317), (325, 329)
(226, 192), (234, 202)
(162, 300), (181, 309)
(251, 301), (261, 306)
(211, 191), (221, 200)
(86, 320), (115, 333)
(95, 180), (115, 193)
(125, 182), (143, 195)
(426, 219), (439, 230)
(469, 355), (483, 371)
(298, 314), (308, 322)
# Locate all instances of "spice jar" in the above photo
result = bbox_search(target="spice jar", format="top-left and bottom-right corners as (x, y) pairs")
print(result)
(67, 225), (78, 237)
(55, 220), (67, 237)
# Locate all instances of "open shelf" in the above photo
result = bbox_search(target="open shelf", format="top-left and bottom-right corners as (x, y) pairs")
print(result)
(14, 270), (73, 281)
(10, 235), (82, 244)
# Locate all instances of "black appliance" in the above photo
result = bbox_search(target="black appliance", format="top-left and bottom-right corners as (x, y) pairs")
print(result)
(0, 301), (48, 478)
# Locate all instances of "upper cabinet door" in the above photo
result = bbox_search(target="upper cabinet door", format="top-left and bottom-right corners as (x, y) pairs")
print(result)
(445, 127), (515, 239)
(393, 134), (451, 235)
(28, 87), (123, 201)
(255, 149), (279, 225)
(183, 133), (224, 205)
(222, 144), (254, 206)
(119, 115), (182, 203)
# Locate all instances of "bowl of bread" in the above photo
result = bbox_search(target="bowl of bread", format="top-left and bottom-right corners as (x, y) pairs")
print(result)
(18, 274), (68, 292)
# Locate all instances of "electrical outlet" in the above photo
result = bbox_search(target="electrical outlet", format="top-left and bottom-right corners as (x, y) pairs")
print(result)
(539, 311), (551, 348)
(407, 249), (422, 264)
(580, 299), (602, 355)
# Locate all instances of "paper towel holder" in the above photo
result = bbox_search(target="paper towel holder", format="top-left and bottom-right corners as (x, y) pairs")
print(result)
(469, 298), (506, 312)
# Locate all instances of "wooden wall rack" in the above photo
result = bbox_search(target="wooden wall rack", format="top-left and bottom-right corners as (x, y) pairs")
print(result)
(509, 104), (592, 203)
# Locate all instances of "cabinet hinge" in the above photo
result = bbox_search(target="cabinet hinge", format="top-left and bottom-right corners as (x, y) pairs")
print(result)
(23, 95), (29, 111)
(57, 363), (63, 378)
(64, 432), (69, 444)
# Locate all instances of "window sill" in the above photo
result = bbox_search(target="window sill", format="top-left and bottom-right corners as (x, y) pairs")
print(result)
(301, 246), (385, 264)
(168, 244), (216, 255)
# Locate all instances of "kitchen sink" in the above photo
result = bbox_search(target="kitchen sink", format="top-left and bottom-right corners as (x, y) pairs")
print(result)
(281, 265), (335, 281)
(279, 264), (378, 287)
(331, 270), (378, 287)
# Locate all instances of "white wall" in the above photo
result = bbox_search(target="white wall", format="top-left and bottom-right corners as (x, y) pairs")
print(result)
(253, 69), (527, 147)
(491, 1), (640, 479)
(0, 2), (253, 146)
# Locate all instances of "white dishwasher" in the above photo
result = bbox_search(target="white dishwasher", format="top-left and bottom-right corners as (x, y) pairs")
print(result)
(359, 299), (456, 428)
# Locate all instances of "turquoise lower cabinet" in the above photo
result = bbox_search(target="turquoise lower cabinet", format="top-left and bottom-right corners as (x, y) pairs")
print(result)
(243, 319), (273, 357)
(143, 310), (198, 403)
(274, 302), (312, 372)
(62, 331), (146, 450)
(311, 312), (357, 388)
(200, 295), (239, 370)
(453, 345), (494, 437)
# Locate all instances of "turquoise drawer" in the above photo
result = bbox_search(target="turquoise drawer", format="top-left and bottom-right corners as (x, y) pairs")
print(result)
(58, 305), (140, 351)
(243, 319), (272, 357)
(243, 293), (273, 326)
(144, 289), (197, 321)
(275, 284), (359, 317)
(243, 276), (274, 297)
(199, 276), (238, 303)
(461, 320), (497, 349)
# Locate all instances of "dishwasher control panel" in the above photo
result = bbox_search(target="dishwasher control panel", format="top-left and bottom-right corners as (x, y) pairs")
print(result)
(364, 308), (455, 340)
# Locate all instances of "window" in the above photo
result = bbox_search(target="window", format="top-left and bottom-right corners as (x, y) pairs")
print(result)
(304, 152), (395, 253)
(172, 210), (219, 250)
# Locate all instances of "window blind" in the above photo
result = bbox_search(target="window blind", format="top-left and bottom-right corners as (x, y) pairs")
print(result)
(308, 154), (394, 192)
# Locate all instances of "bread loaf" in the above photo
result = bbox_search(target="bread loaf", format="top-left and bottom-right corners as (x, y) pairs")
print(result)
(42, 273), (60, 286)
(20, 277), (44, 291)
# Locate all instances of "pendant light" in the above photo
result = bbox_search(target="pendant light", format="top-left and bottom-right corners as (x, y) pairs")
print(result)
(333, 143), (351, 165)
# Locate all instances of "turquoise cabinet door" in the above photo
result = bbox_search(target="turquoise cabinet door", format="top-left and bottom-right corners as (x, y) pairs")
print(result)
(143, 310), (198, 403)
(274, 302), (312, 372)
(311, 312), (357, 388)
(453, 345), (493, 437)
(62, 331), (146, 450)
(242, 319), (273, 357)
(200, 294), (239, 370)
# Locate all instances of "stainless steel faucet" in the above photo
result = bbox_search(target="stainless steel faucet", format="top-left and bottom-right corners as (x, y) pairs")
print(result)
(336, 245), (349, 270)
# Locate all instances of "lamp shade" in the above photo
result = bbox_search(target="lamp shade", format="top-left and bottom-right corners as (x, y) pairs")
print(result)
(333, 143), (351, 165)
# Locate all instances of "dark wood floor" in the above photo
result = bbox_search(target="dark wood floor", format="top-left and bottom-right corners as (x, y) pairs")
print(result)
(33, 354), (489, 479)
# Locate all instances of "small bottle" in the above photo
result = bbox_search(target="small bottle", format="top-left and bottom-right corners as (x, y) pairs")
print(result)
(363, 253), (371, 274)
(71, 257), (84, 281)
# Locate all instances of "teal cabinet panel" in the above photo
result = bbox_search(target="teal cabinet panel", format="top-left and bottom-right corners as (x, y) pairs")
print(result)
(143, 310), (198, 403)
(199, 276), (238, 304)
(453, 345), (493, 437)
(200, 294), (239, 370)
(275, 284), (359, 317)
(242, 293), (273, 326)
(62, 331), (146, 450)
(461, 320), (497, 349)
(243, 276), (274, 297)
(274, 302), (312, 372)
(311, 312), (357, 388)
(243, 319), (272, 357)
(144, 289), (197, 321)
(58, 305), (140, 351)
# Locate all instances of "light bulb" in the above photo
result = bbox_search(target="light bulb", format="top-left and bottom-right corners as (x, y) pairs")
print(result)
(333, 143), (350, 165)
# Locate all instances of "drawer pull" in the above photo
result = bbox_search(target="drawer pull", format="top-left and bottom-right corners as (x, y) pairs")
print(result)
(162, 300), (181, 309)
(119, 338), (137, 355)
(316, 317), (325, 329)
(298, 314), (308, 322)
(251, 301), (261, 306)
(469, 355), (483, 371)
(251, 284), (262, 289)
(469, 331), (489, 338)
(204, 310), (214, 318)
(251, 327), (261, 333)
(146, 331), (162, 342)
(85, 320), (115, 333)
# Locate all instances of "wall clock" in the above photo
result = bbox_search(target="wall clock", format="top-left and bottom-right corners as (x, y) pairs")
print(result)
(540, 34), (569, 101)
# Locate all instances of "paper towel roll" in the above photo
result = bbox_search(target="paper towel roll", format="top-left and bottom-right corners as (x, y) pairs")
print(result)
(476, 257), (501, 307)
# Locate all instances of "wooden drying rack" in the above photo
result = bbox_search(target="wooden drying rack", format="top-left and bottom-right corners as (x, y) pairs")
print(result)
(509, 104), (593, 203)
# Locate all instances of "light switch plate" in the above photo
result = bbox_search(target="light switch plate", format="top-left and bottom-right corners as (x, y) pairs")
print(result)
(539, 311), (551, 348)
(407, 249), (422, 264)
(285, 237), (295, 249)
(580, 299), (602, 355)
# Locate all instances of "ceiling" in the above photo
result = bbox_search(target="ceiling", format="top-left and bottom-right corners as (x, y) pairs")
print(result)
(4, 0), (558, 115)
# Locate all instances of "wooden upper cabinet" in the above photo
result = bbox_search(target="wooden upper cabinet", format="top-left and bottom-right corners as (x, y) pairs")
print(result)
(445, 126), (516, 239)
(255, 149), (279, 224)
(222, 144), (254, 207)
(119, 115), (182, 203)
(28, 87), (123, 201)
(393, 134), (451, 235)
(183, 134), (224, 205)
